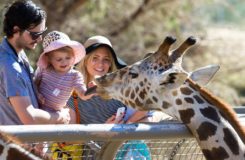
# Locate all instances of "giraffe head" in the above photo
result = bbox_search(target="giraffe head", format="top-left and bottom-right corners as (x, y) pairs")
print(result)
(95, 36), (196, 110)
(95, 36), (245, 160)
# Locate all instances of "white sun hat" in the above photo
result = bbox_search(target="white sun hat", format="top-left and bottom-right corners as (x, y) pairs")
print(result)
(37, 31), (85, 69)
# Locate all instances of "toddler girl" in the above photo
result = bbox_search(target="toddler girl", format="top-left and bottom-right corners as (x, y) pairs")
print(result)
(34, 31), (94, 123)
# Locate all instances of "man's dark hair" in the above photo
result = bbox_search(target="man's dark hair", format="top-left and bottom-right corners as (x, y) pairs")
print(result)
(3, 0), (47, 38)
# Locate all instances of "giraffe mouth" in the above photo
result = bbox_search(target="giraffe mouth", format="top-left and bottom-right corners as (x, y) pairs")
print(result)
(93, 84), (112, 100)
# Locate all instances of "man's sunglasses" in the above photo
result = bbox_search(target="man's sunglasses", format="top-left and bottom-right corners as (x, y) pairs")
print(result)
(25, 27), (48, 40)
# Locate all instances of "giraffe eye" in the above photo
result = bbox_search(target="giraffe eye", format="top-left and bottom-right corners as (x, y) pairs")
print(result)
(129, 66), (139, 79)
(158, 68), (164, 73)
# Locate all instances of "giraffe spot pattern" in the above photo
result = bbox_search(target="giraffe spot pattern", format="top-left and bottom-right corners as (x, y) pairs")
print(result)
(152, 96), (158, 103)
(128, 100), (136, 109)
(172, 90), (178, 96)
(200, 106), (220, 123)
(162, 101), (170, 109)
(139, 81), (144, 87)
(139, 88), (147, 100)
(184, 97), (194, 104)
(146, 98), (153, 105)
(135, 98), (143, 107)
(125, 88), (130, 97)
(179, 108), (194, 124)
(223, 128), (239, 155)
(176, 98), (182, 105)
(202, 147), (229, 160)
(130, 91), (135, 99)
(135, 86), (139, 93)
(197, 122), (217, 141)
(193, 95), (204, 104)
(180, 87), (193, 95)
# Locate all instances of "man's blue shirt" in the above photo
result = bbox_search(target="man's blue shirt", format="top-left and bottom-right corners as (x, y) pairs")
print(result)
(0, 37), (39, 125)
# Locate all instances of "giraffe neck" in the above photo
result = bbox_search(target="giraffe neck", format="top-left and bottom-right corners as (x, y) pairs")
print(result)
(186, 78), (245, 142)
(0, 132), (46, 160)
(165, 78), (245, 160)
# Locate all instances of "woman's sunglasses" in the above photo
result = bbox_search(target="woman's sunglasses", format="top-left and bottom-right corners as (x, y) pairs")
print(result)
(25, 27), (48, 40)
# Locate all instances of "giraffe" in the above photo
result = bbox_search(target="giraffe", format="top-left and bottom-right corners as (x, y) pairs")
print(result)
(94, 36), (245, 160)
(0, 131), (49, 160)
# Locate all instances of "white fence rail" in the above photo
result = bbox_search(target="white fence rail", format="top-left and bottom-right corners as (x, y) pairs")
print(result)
(0, 107), (244, 160)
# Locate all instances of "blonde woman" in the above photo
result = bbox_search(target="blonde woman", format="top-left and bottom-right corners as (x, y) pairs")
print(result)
(68, 35), (150, 124)
(67, 35), (151, 159)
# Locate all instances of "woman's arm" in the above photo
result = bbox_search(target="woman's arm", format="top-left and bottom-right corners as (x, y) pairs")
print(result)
(105, 114), (124, 124)
(105, 106), (149, 124)
(125, 110), (149, 124)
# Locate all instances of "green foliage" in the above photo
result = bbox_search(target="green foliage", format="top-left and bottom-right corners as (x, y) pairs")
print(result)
(0, 0), (244, 105)
(195, 0), (245, 26)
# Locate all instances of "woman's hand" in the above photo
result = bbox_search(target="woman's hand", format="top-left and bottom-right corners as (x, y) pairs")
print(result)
(105, 115), (124, 124)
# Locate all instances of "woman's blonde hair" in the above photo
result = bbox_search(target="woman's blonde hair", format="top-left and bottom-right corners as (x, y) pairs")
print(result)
(76, 47), (117, 86)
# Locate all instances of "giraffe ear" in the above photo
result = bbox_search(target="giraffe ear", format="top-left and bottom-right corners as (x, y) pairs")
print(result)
(189, 64), (220, 86)
(159, 72), (188, 89)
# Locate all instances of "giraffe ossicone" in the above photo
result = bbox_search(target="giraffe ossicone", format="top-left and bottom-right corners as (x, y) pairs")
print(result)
(95, 36), (245, 160)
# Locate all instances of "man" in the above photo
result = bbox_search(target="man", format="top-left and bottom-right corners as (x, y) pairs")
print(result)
(0, 0), (70, 125)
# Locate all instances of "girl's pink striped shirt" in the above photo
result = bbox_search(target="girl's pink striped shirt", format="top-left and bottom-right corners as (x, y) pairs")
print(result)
(35, 68), (86, 111)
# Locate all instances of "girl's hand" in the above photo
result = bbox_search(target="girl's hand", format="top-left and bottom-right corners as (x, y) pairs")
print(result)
(56, 108), (71, 124)
(88, 81), (96, 88)
(80, 93), (97, 100)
